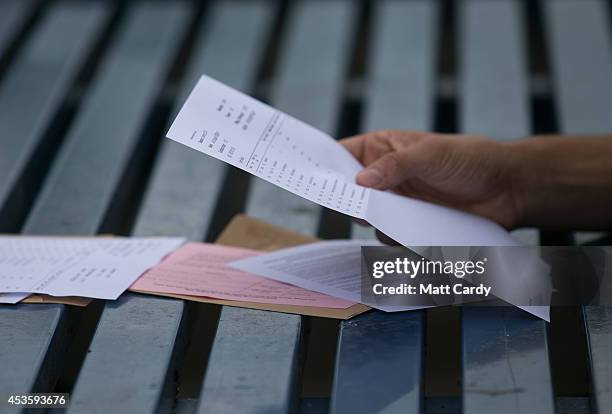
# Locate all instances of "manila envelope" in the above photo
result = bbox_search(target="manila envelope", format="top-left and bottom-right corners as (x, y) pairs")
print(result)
(133, 214), (370, 319)
(22, 295), (92, 307)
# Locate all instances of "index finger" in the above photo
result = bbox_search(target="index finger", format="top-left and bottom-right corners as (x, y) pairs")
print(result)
(339, 134), (366, 160)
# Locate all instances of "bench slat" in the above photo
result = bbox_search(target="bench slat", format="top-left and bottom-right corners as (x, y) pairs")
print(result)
(459, 0), (529, 139)
(133, 0), (272, 240)
(67, 295), (185, 414)
(335, 1), (435, 412)
(11, 4), (192, 414)
(198, 2), (350, 413)
(583, 306), (612, 410)
(71, 2), (275, 412)
(245, 0), (357, 235)
(462, 308), (554, 413)
(0, 304), (71, 396)
(199, 307), (302, 414)
(0, 1), (108, 232)
(362, 0), (437, 132)
(545, 0), (612, 134)
(0, 0), (34, 63)
(544, 1), (612, 411)
(331, 311), (424, 414)
(459, 2), (554, 413)
(0, 2), (109, 398)
(24, 2), (188, 236)
(351, 0), (437, 239)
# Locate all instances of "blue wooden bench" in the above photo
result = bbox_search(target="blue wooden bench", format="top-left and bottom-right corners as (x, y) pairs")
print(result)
(0, 1), (610, 413)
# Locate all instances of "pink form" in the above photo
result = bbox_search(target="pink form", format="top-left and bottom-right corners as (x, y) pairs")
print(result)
(130, 243), (354, 309)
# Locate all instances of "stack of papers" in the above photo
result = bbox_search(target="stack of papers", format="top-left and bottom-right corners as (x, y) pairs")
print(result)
(0, 217), (371, 320)
(0, 237), (184, 304)
(130, 243), (355, 309)
(0, 217), (548, 321)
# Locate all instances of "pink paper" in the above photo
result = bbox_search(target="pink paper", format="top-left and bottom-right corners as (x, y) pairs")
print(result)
(130, 243), (355, 309)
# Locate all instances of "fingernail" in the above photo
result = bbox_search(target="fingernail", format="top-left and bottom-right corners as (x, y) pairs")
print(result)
(358, 169), (383, 187)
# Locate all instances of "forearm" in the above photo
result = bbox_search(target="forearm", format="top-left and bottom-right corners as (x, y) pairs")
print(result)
(507, 135), (612, 230)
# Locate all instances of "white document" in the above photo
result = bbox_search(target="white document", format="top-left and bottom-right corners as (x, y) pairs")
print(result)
(0, 292), (29, 304)
(230, 241), (550, 320)
(230, 240), (425, 313)
(167, 75), (518, 247)
(0, 237), (184, 300)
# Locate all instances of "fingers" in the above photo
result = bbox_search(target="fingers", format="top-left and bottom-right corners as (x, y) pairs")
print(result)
(340, 129), (427, 166)
(375, 230), (401, 246)
(352, 218), (370, 227)
(341, 130), (434, 190)
(339, 134), (366, 160)
(355, 150), (423, 189)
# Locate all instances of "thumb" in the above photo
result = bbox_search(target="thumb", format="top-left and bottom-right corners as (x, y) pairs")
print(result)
(355, 150), (426, 190)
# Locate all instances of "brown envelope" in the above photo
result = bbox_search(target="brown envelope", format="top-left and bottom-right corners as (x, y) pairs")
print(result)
(132, 214), (370, 319)
(21, 295), (92, 307)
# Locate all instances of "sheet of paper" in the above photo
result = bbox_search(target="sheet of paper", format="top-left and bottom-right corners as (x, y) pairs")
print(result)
(229, 240), (426, 313)
(0, 292), (29, 304)
(129, 215), (369, 319)
(230, 240), (550, 321)
(167, 74), (518, 246)
(131, 242), (355, 309)
(0, 237), (184, 299)
(136, 290), (369, 319)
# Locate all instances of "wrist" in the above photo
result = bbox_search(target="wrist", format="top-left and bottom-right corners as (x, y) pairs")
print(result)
(503, 137), (553, 228)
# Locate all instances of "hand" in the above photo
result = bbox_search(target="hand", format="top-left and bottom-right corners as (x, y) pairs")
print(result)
(340, 130), (523, 229)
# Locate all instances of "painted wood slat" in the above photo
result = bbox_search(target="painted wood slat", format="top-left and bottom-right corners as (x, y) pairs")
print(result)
(331, 311), (424, 414)
(245, 0), (357, 236)
(544, 1), (612, 412)
(583, 306), (612, 411)
(67, 295), (186, 414)
(545, 0), (612, 135)
(201, 2), (355, 412)
(459, 0), (529, 139)
(460, 0), (539, 245)
(459, 2), (554, 412)
(0, 2), (109, 400)
(0, 304), (72, 398)
(194, 3), (309, 414)
(133, 0), (273, 240)
(0, 2), (108, 232)
(85, 1), (305, 413)
(0, 0), (34, 62)
(352, 0), (437, 239)
(462, 307), (554, 413)
(23, 2), (188, 236)
(198, 307), (302, 414)
(9, 4), (194, 414)
(363, 0), (437, 133)
(335, 2), (435, 413)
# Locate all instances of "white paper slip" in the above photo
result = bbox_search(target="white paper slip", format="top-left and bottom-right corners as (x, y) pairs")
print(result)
(0, 292), (29, 304)
(230, 241), (550, 320)
(229, 240), (426, 313)
(0, 237), (185, 300)
(167, 74), (518, 247)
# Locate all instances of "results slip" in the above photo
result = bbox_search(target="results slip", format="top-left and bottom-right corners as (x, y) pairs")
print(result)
(167, 75), (369, 218)
(167, 75), (517, 247)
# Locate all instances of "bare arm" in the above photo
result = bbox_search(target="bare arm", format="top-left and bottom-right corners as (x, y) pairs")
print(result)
(510, 135), (612, 230)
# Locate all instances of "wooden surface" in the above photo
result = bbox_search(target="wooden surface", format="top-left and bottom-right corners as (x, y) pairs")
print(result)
(0, 1), (610, 413)
(458, 1), (554, 413)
